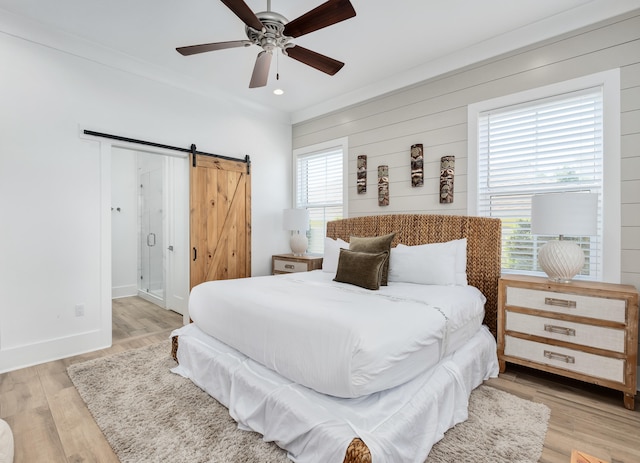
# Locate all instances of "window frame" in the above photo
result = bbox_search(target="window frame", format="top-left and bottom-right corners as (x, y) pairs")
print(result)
(292, 137), (349, 255)
(467, 69), (621, 282)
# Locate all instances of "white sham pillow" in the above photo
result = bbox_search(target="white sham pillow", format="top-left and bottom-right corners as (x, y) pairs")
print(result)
(389, 238), (467, 286)
(322, 237), (349, 273)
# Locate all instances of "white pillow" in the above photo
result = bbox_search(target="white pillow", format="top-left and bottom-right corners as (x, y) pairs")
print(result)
(453, 238), (468, 285)
(389, 238), (467, 286)
(322, 237), (349, 273)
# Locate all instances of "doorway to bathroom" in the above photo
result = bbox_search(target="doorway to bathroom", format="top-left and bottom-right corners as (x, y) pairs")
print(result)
(111, 147), (188, 315)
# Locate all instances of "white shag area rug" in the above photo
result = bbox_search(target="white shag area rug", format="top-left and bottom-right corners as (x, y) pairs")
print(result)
(68, 341), (549, 463)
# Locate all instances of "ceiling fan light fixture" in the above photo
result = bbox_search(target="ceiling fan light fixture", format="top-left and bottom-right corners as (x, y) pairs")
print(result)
(177, 0), (356, 89)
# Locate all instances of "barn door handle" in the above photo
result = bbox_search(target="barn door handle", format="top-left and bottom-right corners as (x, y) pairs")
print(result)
(192, 247), (197, 261)
(147, 233), (156, 247)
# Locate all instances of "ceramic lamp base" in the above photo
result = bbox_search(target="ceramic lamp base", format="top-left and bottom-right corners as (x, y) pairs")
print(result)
(538, 239), (584, 283)
(290, 232), (308, 257)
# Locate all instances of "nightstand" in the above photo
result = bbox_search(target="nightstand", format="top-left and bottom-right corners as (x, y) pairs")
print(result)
(498, 274), (639, 410)
(272, 254), (323, 275)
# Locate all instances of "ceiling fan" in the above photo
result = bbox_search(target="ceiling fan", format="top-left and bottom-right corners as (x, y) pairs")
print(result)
(176, 0), (356, 88)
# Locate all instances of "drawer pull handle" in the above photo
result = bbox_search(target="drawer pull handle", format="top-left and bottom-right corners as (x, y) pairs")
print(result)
(544, 350), (575, 364)
(284, 264), (295, 269)
(544, 297), (576, 308)
(544, 324), (576, 336)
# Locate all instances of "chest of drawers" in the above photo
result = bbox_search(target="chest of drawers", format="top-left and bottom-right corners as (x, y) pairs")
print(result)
(272, 254), (323, 275)
(498, 274), (638, 409)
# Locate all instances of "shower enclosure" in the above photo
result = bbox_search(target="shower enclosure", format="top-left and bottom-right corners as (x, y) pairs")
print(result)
(138, 154), (165, 305)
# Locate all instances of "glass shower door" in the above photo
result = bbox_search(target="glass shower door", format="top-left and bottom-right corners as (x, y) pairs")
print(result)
(138, 163), (164, 302)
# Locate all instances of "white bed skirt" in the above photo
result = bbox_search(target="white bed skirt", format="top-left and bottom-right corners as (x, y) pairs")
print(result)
(171, 324), (499, 463)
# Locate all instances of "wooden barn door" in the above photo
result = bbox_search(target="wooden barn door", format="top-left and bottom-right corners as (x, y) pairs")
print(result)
(190, 154), (251, 289)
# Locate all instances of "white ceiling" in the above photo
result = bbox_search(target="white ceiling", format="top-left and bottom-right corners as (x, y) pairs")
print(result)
(2, 0), (640, 123)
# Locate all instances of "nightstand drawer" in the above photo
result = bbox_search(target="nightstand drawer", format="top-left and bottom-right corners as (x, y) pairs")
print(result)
(504, 335), (625, 383)
(273, 259), (310, 273)
(506, 287), (626, 323)
(505, 311), (625, 352)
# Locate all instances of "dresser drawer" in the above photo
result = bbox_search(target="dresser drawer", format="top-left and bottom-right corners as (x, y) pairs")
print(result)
(504, 335), (625, 383)
(506, 287), (626, 323)
(505, 311), (625, 352)
(273, 259), (309, 273)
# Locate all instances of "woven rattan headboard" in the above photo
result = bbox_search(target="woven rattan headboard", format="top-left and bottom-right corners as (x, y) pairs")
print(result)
(326, 214), (502, 337)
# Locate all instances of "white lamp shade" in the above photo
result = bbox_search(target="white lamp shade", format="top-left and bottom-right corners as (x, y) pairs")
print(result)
(531, 192), (597, 237)
(283, 208), (309, 232)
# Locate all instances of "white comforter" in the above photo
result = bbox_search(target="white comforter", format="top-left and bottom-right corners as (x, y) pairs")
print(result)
(188, 271), (486, 398)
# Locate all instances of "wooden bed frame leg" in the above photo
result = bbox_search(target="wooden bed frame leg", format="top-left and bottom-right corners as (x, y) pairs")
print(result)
(343, 438), (372, 463)
(171, 335), (179, 363)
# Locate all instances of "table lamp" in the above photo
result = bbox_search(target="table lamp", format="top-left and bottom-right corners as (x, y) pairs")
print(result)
(531, 192), (598, 283)
(283, 208), (309, 256)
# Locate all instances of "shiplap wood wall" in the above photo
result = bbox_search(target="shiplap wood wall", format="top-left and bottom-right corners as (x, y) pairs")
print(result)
(293, 9), (640, 291)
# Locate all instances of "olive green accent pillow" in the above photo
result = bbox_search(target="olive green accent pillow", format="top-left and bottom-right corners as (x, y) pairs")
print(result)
(348, 233), (395, 285)
(333, 249), (389, 290)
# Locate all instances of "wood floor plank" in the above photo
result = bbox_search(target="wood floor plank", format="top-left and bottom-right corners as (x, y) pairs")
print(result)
(6, 406), (67, 463)
(0, 366), (48, 418)
(48, 386), (119, 463)
(0, 297), (183, 463)
(486, 365), (640, 463)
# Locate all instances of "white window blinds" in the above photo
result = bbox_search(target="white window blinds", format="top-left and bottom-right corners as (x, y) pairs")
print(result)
(477, 86), (603, 278)
(296, 146), (344, 254)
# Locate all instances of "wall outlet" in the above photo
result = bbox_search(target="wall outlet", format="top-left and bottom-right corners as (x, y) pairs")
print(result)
(75, 304), (85, 317)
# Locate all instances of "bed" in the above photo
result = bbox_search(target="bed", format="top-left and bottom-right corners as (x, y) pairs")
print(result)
(171, 213), (502, 463)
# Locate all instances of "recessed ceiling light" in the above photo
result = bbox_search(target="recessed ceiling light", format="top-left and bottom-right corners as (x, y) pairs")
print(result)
(273, 88), (284, 95)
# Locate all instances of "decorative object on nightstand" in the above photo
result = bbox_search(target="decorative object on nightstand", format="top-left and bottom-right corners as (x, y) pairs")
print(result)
(498, 274), (639, 410)
(283, 208), (309, 256)
(531, 192), (598, 283)
(272, 254), (323, 275)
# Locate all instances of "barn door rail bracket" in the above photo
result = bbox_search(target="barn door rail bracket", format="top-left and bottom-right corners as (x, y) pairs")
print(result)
(83, 130), (250, 167)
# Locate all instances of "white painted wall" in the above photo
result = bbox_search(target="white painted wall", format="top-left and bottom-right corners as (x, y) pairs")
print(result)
(111, 149), (138, 299)
(0, 22), (291, 372)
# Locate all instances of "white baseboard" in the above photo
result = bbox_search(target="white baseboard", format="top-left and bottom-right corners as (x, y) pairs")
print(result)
(112, 285), (137, 299)
(0, 329), (108, 374)
(137, 290), (165, 308)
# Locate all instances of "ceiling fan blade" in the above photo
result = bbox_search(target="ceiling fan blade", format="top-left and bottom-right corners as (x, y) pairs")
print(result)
(176, 40), (252, 56)
(283, 0), (356, 38)
(286, 45), (344, 75)
(249, 51), (273, 88)
(220, 0), (264, 31)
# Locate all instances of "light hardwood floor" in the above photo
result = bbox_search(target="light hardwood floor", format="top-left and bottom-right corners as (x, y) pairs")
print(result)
(0, 298), (638, 463)
(0, 297), (183, 463)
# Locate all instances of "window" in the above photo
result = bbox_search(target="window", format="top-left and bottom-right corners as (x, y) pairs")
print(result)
(294, 138), (348, 254)
(468, 70), (620, 282)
